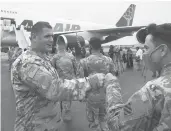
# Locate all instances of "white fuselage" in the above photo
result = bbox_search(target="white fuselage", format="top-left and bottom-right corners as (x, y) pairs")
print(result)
(1, 9), (114, 41)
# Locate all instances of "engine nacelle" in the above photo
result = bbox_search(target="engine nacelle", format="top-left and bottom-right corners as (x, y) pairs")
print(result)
(52, 33), (86, 53)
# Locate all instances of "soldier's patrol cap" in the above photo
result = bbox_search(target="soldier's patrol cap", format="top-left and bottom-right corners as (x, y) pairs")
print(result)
(136, 23), (171, 44)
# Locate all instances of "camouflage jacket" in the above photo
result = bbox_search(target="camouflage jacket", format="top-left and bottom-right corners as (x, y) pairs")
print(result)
(11, 48), (22, 62)
(11, 50), (96, 131)
(75, 59), (85, 78)
(106, 64), (171, 131)
(80, 53), (116, 104)
(51, 52), (77, 80)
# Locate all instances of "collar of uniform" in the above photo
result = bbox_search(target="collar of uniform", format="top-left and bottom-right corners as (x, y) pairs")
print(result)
(160, 62), (171, 76)
(30, 49), (50, 61)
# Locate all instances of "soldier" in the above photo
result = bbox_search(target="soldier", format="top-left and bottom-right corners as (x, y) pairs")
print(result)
(74, 43), (85, 78)
(51, 35), (77, 121)
(11, 22), (112, 131)
(108, 45), (114, 61)
(105, 23), (171, 131)
(85, 42), (91, 57)
(11, 47), (22, 61)
(80, 37), (117, 131)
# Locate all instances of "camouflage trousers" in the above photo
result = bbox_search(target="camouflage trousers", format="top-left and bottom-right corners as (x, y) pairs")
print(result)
(60, 101), (72, 121)
(86, 102), (109, 131)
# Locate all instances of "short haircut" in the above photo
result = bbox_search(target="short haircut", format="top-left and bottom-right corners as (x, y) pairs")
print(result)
(136, 23), (171, 49)
(89, 37), (102, 50)
(31, 21), (52, 39)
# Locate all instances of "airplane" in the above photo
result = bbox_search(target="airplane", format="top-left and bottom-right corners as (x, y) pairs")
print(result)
(0, 4), (145, 51)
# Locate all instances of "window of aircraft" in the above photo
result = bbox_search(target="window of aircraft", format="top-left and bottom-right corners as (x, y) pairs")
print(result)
(1, 10), (17, 14)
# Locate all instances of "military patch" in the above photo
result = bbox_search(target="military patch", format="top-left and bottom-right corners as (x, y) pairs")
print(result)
(27, 66), (39, 78)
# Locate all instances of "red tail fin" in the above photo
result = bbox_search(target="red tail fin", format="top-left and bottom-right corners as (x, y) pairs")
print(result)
(116, 4), (136, 27)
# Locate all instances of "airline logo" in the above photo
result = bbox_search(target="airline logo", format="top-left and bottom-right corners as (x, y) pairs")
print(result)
(20, 20), (81, 32)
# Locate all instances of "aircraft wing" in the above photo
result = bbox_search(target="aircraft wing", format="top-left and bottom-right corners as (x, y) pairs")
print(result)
(53, 25), (145, 44)
(86, 26), (145, 34)
(53, 26), (145, 35)
(87, 26), (145, 43)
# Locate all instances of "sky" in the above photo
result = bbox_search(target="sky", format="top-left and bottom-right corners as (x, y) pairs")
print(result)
(1, 0), (171, 26)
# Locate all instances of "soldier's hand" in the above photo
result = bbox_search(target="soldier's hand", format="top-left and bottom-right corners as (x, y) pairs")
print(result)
(87, 73), (105, 91)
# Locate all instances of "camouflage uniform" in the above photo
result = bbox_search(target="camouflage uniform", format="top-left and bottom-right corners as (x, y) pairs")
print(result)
(80, 53), (116, 131)
(106, 64), (171, 131)
(75, 60), (85, 78)
(51, 52), (77, 121)
(11, 49), (104, 131)
(11, 48), (22, 63)
(113, 47), (123, 75)
(9, 47), (22, 71)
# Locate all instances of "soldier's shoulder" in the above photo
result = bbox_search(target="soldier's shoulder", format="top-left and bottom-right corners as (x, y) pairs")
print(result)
(24, 50), (42, 61)
(86, 55), (104, 63)
(16, 50), (43, 67)
(86, 54), (96, 60)
(101, 55), (112, 62)
(139, 75), (171, 95)
(12, 50), (38, 71)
